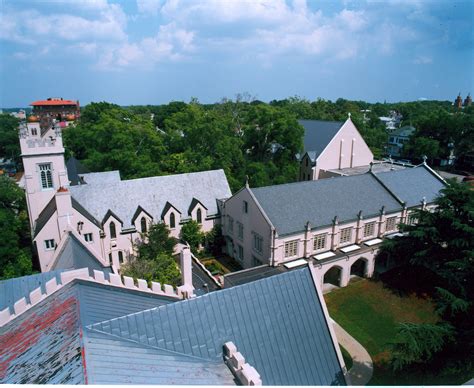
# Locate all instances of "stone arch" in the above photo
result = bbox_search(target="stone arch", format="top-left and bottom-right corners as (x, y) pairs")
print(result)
(323, 264), (344, 287)
(350, 257), (369, 277)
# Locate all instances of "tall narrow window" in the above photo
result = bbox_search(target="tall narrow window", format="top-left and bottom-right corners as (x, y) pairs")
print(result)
(110, 222), (117, 239)
(108, 253), (113, 264)
(363, 222), (376, 238)
(196, 208), (202, 224)
(39, 163), (53, 189)
(118, 251), (124, 264)
(340, 227), (353, 244)
(170, 212), (176, 228)
(140, 217), (147, 233)
(243, 201), (248, 213)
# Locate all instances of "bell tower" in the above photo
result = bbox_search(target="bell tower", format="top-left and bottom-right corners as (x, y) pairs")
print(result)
(19, 117), (69, 231)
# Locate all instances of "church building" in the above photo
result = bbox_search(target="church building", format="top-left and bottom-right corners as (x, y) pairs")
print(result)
(19, 117), (231, 273)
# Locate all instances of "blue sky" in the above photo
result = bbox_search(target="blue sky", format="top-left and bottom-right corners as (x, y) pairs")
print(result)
(0, 0), (473, 107)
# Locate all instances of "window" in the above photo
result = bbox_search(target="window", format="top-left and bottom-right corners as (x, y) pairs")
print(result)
(109, 222), (117, 239)
(196, 208), (202, 224)
(407, 214), (418, 225)
(253, 256), (263, 266)
(170, 212), (176, 228)
(140, 216), (147, 233)
(389, 137), (395, 143)
(284, 240), (298, 258)
(237, 222), (244, 240)
(305, 157), (309, 167)
(307, 174), (311, 181)
(313, 233), (327, 251)
(118, 251), (124, 264)
(84, 233), (93, 243)
(44, 239), (55, 250)
(39, 163), (53, 189)
(253, 232), (263, 253)
(243, 201), (248, 213)
(237, 245), (244, 262)
(31, 127), (37, 136)
(363, 222), (376, 238)
(386, 216), (397, 232)
(109, 253), (113, 264)
(227, 216), (234, 234)
(339, 227), (352, 244)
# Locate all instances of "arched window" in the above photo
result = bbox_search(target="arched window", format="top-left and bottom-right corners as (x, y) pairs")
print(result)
(197, 208), (202, 224)
(170, 212), (176, 228)
(110, 222), (117, 239)
(140, 217), (147, 233)
(39, 163), (53, 189)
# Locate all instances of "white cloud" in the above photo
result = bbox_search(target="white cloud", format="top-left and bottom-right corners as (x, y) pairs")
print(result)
(137, 0), (162, 16)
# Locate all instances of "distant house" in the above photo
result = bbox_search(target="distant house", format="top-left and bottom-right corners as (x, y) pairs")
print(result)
(387, 125), (415, 157)
(221, 164), (446, 289)
(298, 117), (374, 181)
(0, 263), (348, 385)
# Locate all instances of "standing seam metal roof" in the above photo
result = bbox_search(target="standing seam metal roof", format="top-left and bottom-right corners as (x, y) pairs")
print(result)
(88, 267), (345, 386)
(251, 173), (403, 236)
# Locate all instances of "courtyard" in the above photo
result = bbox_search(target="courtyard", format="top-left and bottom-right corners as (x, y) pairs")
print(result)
(324, 279), (471, 385)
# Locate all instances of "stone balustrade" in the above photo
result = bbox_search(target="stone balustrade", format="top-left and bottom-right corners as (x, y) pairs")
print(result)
(223, 341), (262, 385)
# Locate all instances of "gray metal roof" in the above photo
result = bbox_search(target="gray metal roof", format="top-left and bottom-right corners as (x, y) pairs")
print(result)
(51, 233), (111, 273)
(89, 267), (345, 385)
(0, 269), (65, 314)
(84, 329), (236, 385)
(251, 173), (403, 236)
(0, 280), (178, 384)
(80, 170), (121, 185)
(69, 169), (232, 228)
(299, 119), (344, 160)
(375, 165), (446, 207)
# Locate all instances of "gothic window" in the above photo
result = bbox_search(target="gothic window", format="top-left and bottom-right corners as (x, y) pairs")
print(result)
(141, 216), (147, 233)
(196, 208), (202, 224)
(170, 212), (176, 228)
(110, 222), (117, 239)
(39, 163), (53, 189)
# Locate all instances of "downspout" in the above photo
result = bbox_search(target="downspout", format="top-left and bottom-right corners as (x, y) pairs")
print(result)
(271, 228), (276, 267)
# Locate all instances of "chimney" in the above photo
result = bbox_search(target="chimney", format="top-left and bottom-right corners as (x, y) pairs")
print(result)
(56, 187), (73, 234)
(178, 246), (195, 298)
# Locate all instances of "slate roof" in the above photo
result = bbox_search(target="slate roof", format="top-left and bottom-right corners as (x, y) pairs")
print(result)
(251, 173), (403, 236)
(80, 170), (121, 186)
(69, 169), (232, 228)
(299, 119), (344, 160)
(0, 280), (177, 384)
(0, 270), (65, 314)
(89, 267), (345, 386)
(66, 157), (90, 186)
(375, 165), (446, 207)
(50, 233), (111, 273)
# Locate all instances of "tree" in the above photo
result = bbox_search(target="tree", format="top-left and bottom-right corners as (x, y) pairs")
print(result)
(121, 253), (181, 287)
(0, 114), (20, 164)
(379, 180), (474, 369)
(0, 175), (34, 279)
(180, 220), (204, 252)
(205, 224), (225, 256)
(390, 322), (455, 371)
(138, 222), (177, 260)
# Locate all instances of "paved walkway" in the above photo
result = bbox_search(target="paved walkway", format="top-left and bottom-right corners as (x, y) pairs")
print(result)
(332, 319), (374, 386)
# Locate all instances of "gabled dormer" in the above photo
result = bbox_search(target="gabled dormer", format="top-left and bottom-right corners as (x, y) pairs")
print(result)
(132, 206), (154, 234)
(188, 198), (207, 225)
(102, 210), (123, 240)
(161, 201), (181, 230)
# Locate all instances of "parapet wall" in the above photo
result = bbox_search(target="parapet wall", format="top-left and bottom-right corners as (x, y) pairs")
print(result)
(0, 268), (184, 328)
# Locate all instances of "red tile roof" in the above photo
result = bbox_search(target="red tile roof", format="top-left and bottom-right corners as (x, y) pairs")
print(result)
(30, 99), (78, 106)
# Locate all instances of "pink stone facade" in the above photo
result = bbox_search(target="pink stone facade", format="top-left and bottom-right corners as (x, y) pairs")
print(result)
(300, 118), (374, 181)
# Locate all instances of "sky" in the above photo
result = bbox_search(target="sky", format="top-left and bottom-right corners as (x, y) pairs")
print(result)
(0, 0), (473, 107)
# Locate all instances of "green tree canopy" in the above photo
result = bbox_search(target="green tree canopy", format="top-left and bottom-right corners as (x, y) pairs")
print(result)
(180, 220), (204, 252)
(0, 175), (34, 279)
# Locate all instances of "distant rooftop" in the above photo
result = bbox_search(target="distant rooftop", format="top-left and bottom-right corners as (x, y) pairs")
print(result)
(30, 98), (78, 106)
(328, 161), (408, 176)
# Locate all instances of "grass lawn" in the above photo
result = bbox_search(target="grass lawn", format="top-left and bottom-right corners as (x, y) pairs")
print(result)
(324, 279), (471, 385)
